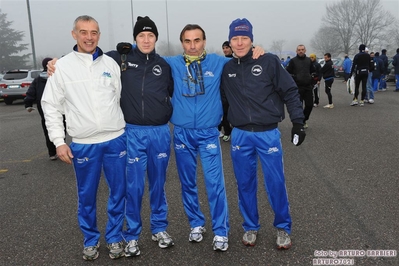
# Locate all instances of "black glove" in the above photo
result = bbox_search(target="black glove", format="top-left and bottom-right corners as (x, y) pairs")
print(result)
(291, 123), (306, 146)
(116, 42), (132, 54)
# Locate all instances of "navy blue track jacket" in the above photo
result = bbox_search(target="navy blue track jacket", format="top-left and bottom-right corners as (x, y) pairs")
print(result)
(107, 48), (173, 126)
(221, 51), (304, 130)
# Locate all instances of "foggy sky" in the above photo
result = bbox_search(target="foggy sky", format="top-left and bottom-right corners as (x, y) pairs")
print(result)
(1, 0), (398, 60)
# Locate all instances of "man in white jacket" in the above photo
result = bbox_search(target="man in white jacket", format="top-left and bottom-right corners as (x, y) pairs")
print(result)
(41, 15), (126, 261)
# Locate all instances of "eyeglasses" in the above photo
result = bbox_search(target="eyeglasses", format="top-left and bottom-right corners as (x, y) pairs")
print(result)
(121, 54), (127, 71)
(182, 62), (205, 97)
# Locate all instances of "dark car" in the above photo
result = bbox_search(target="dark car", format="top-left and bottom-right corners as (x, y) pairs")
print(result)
(387, 65), (395, 82)
(0, 69), (41, 105)
(333, 58), (344, 78)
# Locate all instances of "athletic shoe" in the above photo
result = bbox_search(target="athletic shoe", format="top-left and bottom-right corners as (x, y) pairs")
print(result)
(364, 99), (369, 103)
(49, 155), (58, 160)
(313, 103), (318, 107)
(107, 241), (125, 259)
(323, 104), (334, 109)
(152, 231), (174, 248)
(381, 88), (387, 91)
(369, 99), (374, 104)
(125, 240), (140, 257)
(350, 100), (358, 106)
(303, 122), (308, 129)
(359, 100), (365, 107)
(83, 243), (100, 261)
(212, 235), (228, 251)
(189, 226), (206, 242)
(222, 135), (230, 142)
(242, 230), (258, 246)
(276, 229), (291, 250)
(219, 131), (224, 137)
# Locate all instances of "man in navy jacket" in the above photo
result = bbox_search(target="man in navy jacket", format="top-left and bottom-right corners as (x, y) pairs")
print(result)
(221, 18), (305, 250)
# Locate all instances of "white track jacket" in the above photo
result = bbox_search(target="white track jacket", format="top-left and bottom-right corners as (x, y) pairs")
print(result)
(41, 49), (125, 147)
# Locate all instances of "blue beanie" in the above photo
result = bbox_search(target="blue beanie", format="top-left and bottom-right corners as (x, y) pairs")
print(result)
(229, 18), (253, 42)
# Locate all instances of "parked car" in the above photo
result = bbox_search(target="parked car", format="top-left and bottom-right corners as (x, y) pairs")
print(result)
(0, 69), (41, 105)
(387, 65), (395, 82)
(333, 58), (343, 78)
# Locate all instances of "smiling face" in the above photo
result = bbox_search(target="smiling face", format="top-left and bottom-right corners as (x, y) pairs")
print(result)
(136, 31), (156, 54)
(230, 36), (252, 58)
(181, 29), (206, 56)
(223, 45), (232, 56)
(72, 19), (100, 54)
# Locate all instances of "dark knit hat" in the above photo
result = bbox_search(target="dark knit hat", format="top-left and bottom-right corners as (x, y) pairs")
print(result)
(133, 16), (158, 41)
(229, 18), (253, 42)
(42, 57), (53, 71)
(222, 41), (230, 48)
(359, 44), (366, 51)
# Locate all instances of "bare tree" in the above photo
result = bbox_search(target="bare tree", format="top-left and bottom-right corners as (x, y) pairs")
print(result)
(269, 39), (286, 57)
(317, 0), (397, 55)
(355, 0), (394, 49)
(322, 0), (363, 55)
(311, 26), (342, 57)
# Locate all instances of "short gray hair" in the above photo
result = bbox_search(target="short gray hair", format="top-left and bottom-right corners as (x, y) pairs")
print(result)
(73, 15), (99, 32)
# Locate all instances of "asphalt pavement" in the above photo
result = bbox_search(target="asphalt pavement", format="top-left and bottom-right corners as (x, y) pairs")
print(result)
(0, 79), (398, 266)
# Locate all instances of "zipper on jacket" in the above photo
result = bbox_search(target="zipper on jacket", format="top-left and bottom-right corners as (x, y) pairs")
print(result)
(141, 55), (149, 120)
(240, 61), (252, 124)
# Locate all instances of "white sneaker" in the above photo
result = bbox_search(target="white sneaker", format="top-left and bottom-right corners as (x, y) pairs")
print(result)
(276, 229), (291, 249)
(189, 226), (206, 242)
(323, 104), (334, 109)
(368, 99), (374, 104)
(350, 100), (358, 106)
(219, 131), (224, 138)
(124, 240), (140, 257)
(212, 235), (228, 251)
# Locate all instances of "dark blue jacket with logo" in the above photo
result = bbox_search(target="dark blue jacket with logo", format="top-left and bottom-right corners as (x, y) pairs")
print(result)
(106, 48), (173, 125)
(221, 51), (304, 130)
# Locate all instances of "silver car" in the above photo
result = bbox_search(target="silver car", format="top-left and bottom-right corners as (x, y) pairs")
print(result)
(0, 69), (41, 105)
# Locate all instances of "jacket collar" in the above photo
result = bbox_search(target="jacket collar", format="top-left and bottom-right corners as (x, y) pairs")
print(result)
(233, 50), (253, 63)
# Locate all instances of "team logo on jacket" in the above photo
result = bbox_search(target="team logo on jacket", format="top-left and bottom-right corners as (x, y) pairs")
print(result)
(102, 72), (111, 78)
(152, 65), (162, 76)
(251, 65), (263, 76)
(204, 71), (214, 77)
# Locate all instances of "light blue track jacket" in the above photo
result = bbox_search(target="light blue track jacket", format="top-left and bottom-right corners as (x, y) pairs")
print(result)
(165, 54), (230, 129)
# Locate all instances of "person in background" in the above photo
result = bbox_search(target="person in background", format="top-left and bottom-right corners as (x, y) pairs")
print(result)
(286, 44), (315, 128)
(365, 52), (374, 103)
(221, 18), (305, 250)
(24, 57), (58, 160)
(41, 15), (127, 261)
(320, 53), (335, 109)
(283, 56), (291, 68)
(392, 48), (399, 92)
(309, 53), (321, 107)
(370, 52), (384, 103)
(342, 54), (352, 82)
(379, 49), (388, 91)
(218, 41), (233, 142)
(350, 44), (374, 107)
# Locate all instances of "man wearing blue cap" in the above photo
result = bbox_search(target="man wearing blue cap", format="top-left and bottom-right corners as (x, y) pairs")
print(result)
(221, 18), (305, 250)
